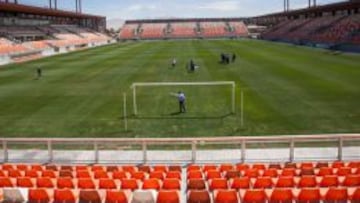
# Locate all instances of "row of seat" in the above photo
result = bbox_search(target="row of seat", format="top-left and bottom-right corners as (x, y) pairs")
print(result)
(0, 177), (181, 190)
(188, 187), (360, 203)
(0, 169), (181, 180)
(187, 161), (360, 172)
(0, 164), (182, 173)
(2, 187), (359, 203)
(0, 188), (180, 203)
(187, 167), (360, 179)
(187, 175), (359, 190)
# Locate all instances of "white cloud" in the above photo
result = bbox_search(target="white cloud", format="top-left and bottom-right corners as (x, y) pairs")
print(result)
(198, 1), (241, 11)
(127, 4), (157, 12)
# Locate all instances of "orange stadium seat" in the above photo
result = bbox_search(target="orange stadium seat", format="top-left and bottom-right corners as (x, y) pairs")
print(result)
(301, 168), (315, 176)
(168, 165), (182, 172)
(122, 165), (137, 173)
(99, 178), (117, 189)
(57, 177), (75, 189)
(203, 165), (217, 172)
(269, 163), (282, 169)
(45, 165), (58, 171)
(59, 170), (73, 178)
(214, 190), (239, 203)
(79, 190), (102, 203)
(8, 169), (22, 178)
(150, 171), (165, 180)
(263, 168), (278, 177)
(187, 179), (206, 190)
(94, 170), (109, 179)
(281, 168), (297, 176)
(225, 170), (241, 179)
(42, 170), (56, 178)
(25, 170), (39, 178)
(131, 171), (146, 180)
(106, 166), (119, 172)
(244, 168), (260, 178)
(75, 165), (87, 171)
(276, 176), (295, 188)
(230, 177), (250, 189)
(187, 190), (211, 203)
(0, 170), (6, 177)
(206, 170), (222, 180)
(297, 188), (321, 203)
(16, 164), (28, 171)
(324, 187), (348, 203)
(142, 178), (161, 190)
(154, 165), (168, 172)
(188, 165), (201, 172)
(343, 175), (360, 186)
(351, 188), (360, 203)
(188, 171), (203, 179)
(317, 167), (333, 176)
(76, 170), (91, 178)
(301, 163), (314, 169)
(235, 163), (250, 171)
(298, 176), (318, 188)
(284, 163), (297, 169)
(315, 162), (329, 168)
(106, 190), (128, 203)
(270, 188), (294, 203)
(54, 189), (77, 203)
(28, 188), (51, 203)
(91, 165), (104, 172)
(252, 163), (266, 170)
(31, 165), (43, 171)
(320, 175), (339, 187)
(78, 178), (96, 189)
(220, 164), (234, 172)
(121, 178), (139, 190)
(166, 171), (181, 180)
(138, 165), (151, 173)
(17, 177), (34, 187)
(0, 177), (14, 187)
(60, 166), (73, 171)
(157, 190), (180, 203)
(337, 167), (352, 176)
(112, 171), (128, 180)
(242, 189), (267, 203)
(163, 178), (181, 190)
(332, 161), (345, 169)
(253, 176), (274, 188)
(36, 177), (55, 188)
(209, 178), (228, 190)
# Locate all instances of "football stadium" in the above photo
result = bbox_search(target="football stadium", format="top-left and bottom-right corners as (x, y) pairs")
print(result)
(0, 0), (359, 202)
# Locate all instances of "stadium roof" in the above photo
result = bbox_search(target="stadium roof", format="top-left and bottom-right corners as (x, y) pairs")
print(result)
(0, 2), (104, 19)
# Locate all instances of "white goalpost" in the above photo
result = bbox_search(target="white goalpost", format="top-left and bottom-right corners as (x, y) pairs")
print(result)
(130, 81), (236, 116)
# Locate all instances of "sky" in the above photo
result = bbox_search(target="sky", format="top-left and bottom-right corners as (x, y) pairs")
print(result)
(17, 0), (345, 20)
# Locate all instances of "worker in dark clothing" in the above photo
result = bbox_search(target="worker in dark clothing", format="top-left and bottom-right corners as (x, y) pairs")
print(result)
(36, 67), (42, 79)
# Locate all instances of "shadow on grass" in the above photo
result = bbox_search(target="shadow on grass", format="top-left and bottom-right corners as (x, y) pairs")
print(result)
(125, 112), (234, 120)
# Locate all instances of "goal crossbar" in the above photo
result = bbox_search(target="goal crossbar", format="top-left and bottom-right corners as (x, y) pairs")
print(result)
(131, 81), (236, 115)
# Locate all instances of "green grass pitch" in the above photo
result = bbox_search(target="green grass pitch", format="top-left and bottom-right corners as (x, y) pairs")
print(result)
(0, 39), (359, 138)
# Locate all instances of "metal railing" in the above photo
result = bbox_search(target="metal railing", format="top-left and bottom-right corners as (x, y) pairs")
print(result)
(1, 133), (359, 164)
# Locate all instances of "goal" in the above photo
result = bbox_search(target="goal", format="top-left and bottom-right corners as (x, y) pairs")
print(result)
(130, 81), (236, 116)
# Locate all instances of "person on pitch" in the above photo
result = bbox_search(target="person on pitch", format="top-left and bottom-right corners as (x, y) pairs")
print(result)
(170, 91), (186, 113)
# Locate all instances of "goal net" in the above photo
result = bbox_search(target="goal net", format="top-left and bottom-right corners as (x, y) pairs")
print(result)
(130, 81), (235, 117)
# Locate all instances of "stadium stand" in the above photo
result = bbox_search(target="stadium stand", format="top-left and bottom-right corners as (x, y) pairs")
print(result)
(120, 19), (249, 40)
(228, 21), (249, 37)
(200, 22), (229, 38)
(0, 2), (112, 65)
(139, 23), (168, 39)
(169, 22), (197, 38)
(120, 23), (140, 40)
(0, 162), (359, 203)
(258, 1), (360, 51)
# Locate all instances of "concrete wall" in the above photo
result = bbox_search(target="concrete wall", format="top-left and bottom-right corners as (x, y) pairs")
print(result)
(0, 55), (11, 66)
